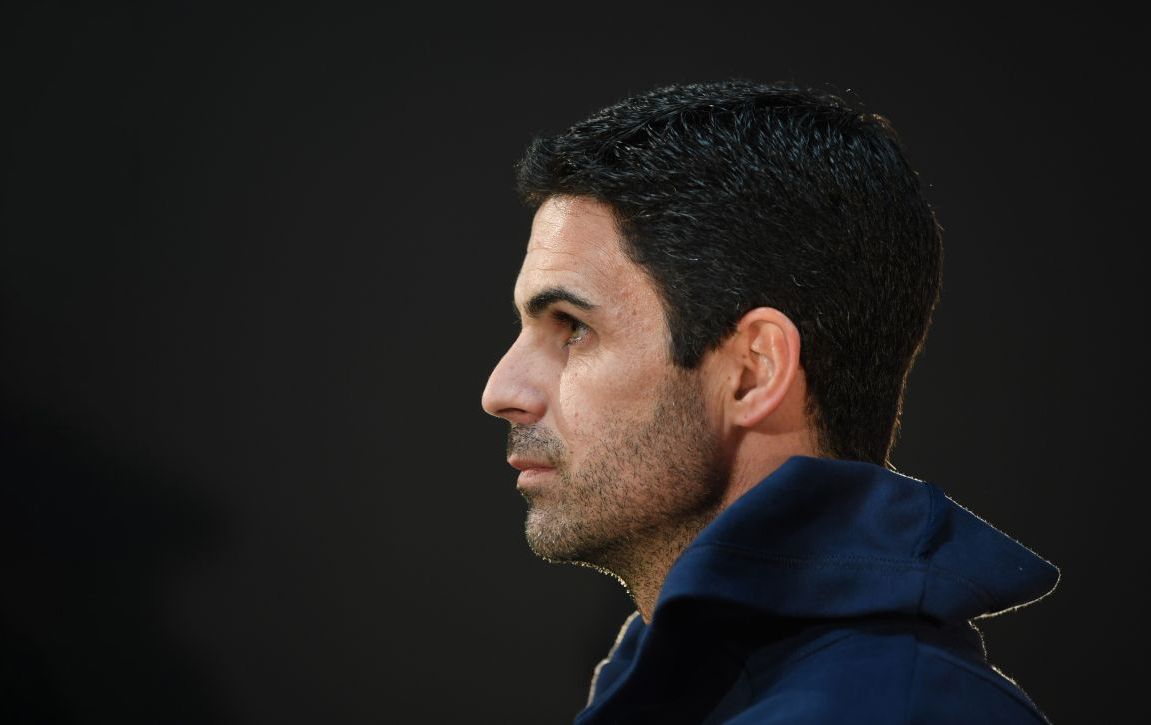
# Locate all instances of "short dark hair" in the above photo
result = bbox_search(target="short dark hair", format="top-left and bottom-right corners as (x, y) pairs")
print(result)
(515, 80), (943, 466)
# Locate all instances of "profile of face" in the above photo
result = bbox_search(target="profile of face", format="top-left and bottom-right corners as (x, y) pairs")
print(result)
(481, 196), (727, 572)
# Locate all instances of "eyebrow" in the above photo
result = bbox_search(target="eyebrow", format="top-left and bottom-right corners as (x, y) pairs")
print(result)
(515, 286), (598, 322)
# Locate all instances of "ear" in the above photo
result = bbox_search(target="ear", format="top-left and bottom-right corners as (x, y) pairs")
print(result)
(720, 307), (802, 430)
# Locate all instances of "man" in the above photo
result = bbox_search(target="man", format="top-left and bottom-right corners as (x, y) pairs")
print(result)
(481, 81), (1058, 724)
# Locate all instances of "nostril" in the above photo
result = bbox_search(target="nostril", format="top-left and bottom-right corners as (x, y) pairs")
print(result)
(501, 408), (538, 425)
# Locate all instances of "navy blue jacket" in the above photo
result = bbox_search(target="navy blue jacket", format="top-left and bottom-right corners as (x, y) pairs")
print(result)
(577, 456), (1058, 724)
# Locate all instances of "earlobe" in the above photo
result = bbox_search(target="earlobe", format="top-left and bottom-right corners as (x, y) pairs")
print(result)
(727, 308), (801, 429)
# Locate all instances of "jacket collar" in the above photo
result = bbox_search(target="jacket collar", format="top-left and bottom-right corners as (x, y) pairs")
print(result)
(578, 456), (1059, 723)
(655, 455), (1058, 624)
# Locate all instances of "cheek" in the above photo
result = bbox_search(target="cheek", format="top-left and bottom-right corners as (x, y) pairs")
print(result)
(554, 354), (662, 445)
(555, 368), (593, 442)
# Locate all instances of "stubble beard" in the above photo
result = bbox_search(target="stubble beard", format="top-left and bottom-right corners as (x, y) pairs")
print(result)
(508, 369), (727, 584)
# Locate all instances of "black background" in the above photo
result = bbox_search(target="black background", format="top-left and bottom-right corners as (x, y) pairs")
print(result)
(3, 3), (1144, 723)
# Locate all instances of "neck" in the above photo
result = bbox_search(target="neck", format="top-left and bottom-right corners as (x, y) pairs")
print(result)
(601, 444), (821, 622)
(592, 507), (721, 623)
(721, 432), (821, 508)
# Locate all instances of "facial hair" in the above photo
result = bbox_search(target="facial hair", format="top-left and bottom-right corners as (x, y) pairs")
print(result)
(506, 368), (727, 584)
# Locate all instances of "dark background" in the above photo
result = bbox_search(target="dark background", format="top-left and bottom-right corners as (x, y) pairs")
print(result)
(2, 2), (1143, 723)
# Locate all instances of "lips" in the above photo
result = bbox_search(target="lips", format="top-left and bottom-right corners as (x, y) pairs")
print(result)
(508, 456), (557, 488)
(508, 456), (555, 473)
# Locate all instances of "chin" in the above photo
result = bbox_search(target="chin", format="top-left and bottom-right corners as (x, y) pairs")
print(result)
(525, 507), (594, 562)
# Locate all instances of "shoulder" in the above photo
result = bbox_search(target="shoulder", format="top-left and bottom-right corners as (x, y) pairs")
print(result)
(719, 621), (1048, 724)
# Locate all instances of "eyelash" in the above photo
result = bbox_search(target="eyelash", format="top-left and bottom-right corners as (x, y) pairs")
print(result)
(553, 311), (591, 347)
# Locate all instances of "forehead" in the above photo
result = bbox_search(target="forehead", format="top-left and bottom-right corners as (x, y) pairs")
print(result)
(515, 196), (655, 310)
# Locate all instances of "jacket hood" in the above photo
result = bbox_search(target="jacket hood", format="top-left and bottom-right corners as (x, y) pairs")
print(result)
(577, 456), (1058, 723)
(656, 455), (1059, 624)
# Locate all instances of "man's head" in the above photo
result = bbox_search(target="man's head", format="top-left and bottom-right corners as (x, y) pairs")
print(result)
(482, 80), (942, 588)
(513, 80), (942, 466)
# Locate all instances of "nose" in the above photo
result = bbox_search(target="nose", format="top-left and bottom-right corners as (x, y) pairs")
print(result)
(481, 336), (547, 425)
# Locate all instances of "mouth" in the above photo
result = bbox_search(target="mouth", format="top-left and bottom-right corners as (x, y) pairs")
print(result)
(508, 456), (557, 486)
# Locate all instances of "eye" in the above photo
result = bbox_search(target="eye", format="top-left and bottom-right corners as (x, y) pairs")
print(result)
(552, 310), (591, 348)
(564, 318), (591, 347)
